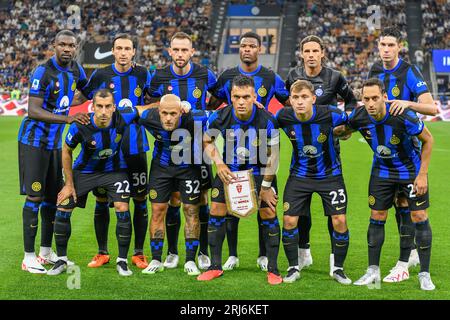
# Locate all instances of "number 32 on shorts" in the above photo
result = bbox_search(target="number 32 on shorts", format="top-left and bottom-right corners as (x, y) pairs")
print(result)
(185, 180), (200, 194)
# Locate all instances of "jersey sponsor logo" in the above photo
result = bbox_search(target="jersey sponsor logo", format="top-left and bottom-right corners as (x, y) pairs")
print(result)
(31, 79), (40, 90)
(97, 148), (114, 159)
(391, 85), (400, 97)
(301, 145), (323, 158)
(94, 48), (113, 60)
(134, 87), (142, 97)
(211, 188), (219, 198)
(283, 202), (290, 212)
(317, 133), (327, 143)
(315, 87), (324, 97)
(376, 145), (397, 159)
(149, 189), (157, 200)
(257, 86), (267, 97)
(368, 195), (376, 206)
(114, 134), (122, 143)
(192, 88), (202, 99)
(31, 182), (42, 192)
(416, 81), (426, 88)
(390, 135), (400, 145)
(58, 96), (70, 112)
(118, 99), (133, 109)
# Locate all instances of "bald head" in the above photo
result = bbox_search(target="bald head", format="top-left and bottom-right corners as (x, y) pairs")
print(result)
(159, 94), (182, 131)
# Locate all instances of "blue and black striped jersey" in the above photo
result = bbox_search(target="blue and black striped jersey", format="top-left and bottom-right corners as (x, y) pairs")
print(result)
(18, 56), (88, 150)
(368, 59), (429, 101)
(138, 109), (210, 168)
(347, 105), (424, 181)
(211, 65), (289, 110)
(81, 64), (151, 156)
(205, 105), (279, 175)
(276, 105), (347, 179)
(149, 62), (217, 110)
(65, 109), (137, 173)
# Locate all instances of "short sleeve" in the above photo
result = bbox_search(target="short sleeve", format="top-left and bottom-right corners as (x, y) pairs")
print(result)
(65, 124), (80, 149)
(206, 69), (217, 91)
(148, 71), (164, 97)
(404, 109), (425, 136)
(28, 66), (49, 98)
(76, 63), (88, 90)
(406, 65), (429, 98)
(274, 73), (289, 103)
(331, 108), (348, 127)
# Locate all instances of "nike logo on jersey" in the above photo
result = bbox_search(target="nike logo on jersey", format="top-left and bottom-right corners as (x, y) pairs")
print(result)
(416, 201), (427, 206)
(94, 48), (113, 60)
(53, 89), (61, 95)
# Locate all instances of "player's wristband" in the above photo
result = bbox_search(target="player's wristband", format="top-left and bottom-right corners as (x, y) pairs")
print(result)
(261, 180), (272, 188)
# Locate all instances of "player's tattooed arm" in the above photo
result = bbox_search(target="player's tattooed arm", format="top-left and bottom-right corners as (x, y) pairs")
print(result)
(28, 96), (90, 125)
(333, 124), (355, 140)
(203, 133), (236, 184)
(183, 204), (200, 239)
(415, 126), (434, 196)
(57, 144), (77, 205)
(387, 93), (438, 116)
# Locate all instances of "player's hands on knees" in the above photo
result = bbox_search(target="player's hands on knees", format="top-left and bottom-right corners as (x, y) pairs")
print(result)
(414, 173), (428, 196)
(57, 185), (77, 205)
(67, 112), (90, 125)
(387, 100), (408, 116)
(217, 164), (236, 185)
(259, 187), (278, 212)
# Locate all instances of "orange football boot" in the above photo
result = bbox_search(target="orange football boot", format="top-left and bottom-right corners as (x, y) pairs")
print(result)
(87, 254), (110, 268)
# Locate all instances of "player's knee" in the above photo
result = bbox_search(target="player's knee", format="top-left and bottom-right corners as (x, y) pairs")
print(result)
(151, 203), (168, 221)
(331, 214), (347, 231)
(259, 208), (276, 220)
(283, 216), (298, 229)
(169, 192), (181, 207)
(114, 202), (129, 212)
(411, 210), (428, 223)
(370, 210), (387, 221)
(210, 202), (227, 217)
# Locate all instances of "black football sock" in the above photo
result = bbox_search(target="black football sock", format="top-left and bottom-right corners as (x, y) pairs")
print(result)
(23, 199), (41, 253)
(199, 205), (209, 255)
(415, 219), (432, 273)
(398, 206), (415, 262)
(150, 238), (164, 262)
(208, 215), (226, 269)
(94, 201), (110, 254)
(116, 211), (132, 259)
(368, 218), (385, 266)
(332, 230), (350, 268)
(225, 214), (239, 257)
(261, 217), (281, 274)
(185, 238), (199, 263)
(54, 210), (72, 257)
(297, 215), (311, 249)
(40, 201), (56, 248)
(133, 199), (148, 255)
(282, 228), (299, 267)
(257, 213), (267, 257)
(165, 205), (181, 255)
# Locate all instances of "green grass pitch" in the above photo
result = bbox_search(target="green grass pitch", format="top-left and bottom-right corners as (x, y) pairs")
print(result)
(1, 116), (449, 300)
